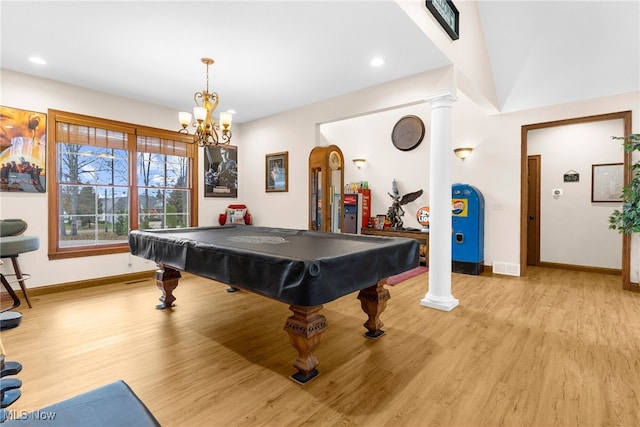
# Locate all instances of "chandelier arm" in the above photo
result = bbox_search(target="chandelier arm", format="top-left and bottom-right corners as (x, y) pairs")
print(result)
(220, 130), (232, 145)
(193, 126), (204, 147)
(209, 123), (219, 146)
(214, 123), (224, 144)
(194, 91), (204, 106)
(210, 93), (219, 109)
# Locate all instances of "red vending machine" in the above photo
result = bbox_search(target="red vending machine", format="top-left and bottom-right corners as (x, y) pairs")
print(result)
(358, 189), (371, 230)
(343, 193), (360, 234)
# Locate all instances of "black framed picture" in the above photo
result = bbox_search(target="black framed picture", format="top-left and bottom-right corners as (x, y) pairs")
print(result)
(265, 151), (288, 192)
(204, 145), (237, 198)
(425, 0), (459, 40)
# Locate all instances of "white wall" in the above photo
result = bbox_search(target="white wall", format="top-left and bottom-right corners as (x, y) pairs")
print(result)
(494, 97), (639, 280)
(0, 71), (159, 285)
(0, 69), (238, 286)
(233, 67), (639, 276)
(320, 103), (431, 230)
(238, 66), (455, 230)
(529, 120), (624, 269)
(397, 0), (499, 112)
(1, 68), (639, 288)
(315, 91), (520, 268)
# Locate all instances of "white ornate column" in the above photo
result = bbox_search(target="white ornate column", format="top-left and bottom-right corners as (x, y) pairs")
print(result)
(421, 92), (459, 312)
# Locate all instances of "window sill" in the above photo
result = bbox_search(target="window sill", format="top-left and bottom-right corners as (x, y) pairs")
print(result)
(48, 244), (130, 260)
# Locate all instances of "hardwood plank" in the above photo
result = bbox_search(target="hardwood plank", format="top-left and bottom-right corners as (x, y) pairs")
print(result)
(1, 268), (638, 426)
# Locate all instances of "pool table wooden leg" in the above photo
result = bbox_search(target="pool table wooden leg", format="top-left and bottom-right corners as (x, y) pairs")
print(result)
(155, 265), (181, 309)
(357, 279), (390, 338)
(283, 304), (326, 384)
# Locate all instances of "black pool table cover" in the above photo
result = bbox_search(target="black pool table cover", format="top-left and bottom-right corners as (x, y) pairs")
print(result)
(129, 225), (419, 306)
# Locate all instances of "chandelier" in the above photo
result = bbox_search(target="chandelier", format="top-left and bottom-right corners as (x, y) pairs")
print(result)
(178, 57), (232, 147)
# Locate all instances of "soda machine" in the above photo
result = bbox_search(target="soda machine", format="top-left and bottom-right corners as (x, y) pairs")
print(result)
(451, 184), (485, 275)
(342, 193), (360, 234)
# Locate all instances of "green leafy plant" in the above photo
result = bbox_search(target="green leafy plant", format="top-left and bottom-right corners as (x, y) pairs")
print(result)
(609, 134), (640, 233)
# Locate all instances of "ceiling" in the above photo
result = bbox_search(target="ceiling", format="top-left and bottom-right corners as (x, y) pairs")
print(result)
(1, 1), (638, 124)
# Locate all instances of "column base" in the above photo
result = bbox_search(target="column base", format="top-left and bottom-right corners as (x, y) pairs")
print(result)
(420, 293), (459, 312)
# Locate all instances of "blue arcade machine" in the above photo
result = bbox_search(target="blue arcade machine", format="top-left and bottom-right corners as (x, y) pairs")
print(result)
(451, 184), (485, 275)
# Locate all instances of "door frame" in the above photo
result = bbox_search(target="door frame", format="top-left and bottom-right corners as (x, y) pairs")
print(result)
(520, 111), (634, 290)
(526, 155), (541, 266)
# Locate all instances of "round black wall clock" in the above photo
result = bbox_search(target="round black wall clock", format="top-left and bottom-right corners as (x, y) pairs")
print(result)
(391, 115), (425, 151)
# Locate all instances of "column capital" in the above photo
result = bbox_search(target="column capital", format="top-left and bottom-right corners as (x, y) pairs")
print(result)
(425, 91), (458, 108)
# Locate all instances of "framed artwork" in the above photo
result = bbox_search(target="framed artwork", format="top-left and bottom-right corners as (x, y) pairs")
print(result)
(265, 151), (288, 192)
(591, 163), (623, 202)
(0, 106), (47, 193)
(425, 0), (459, 40)
(204, 145), (237, 198)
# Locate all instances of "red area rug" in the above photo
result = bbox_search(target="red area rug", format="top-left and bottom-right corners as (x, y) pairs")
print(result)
(386, 266), (429, 286)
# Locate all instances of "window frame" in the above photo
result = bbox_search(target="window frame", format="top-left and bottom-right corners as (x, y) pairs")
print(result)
(47, 110), (199, 260)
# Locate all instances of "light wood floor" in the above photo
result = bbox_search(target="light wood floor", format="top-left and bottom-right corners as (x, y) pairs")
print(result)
(1, 267), (639, 426)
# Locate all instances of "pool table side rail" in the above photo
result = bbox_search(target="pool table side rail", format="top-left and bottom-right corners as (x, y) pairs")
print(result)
(128, 227), (419, 306)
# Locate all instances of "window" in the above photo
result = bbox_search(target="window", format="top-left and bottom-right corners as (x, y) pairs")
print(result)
(48, 110), (198, 259)
(136, 135), (192, 230)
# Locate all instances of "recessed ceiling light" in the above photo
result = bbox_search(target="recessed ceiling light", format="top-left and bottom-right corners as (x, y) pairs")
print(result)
(226, 109), (236, 115)
(370, 57), (385, 67)
(29, 56), (47, 65)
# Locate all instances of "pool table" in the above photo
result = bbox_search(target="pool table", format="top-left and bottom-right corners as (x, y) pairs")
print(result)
(129, 225), (419, 383)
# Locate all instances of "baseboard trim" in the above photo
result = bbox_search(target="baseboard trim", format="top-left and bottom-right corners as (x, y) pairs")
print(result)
(29, 270), (156, 296)
(480, 265), (493, 276)
(538, 262), (621, 276)
(24, 264), (629, 297)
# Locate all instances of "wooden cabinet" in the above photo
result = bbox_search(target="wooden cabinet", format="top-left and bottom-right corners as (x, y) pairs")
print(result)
(361, 228), (429, 266)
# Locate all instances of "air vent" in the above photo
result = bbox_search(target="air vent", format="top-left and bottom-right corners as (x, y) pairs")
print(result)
(492, 262), (520, 276)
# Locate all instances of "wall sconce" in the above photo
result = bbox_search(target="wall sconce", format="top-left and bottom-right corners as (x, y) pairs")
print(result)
(352, 158), (366, 169)
(453, 147), (473, 160)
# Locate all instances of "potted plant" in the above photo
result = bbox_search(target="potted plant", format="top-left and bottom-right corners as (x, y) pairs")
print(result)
(609, 134), (640, 233)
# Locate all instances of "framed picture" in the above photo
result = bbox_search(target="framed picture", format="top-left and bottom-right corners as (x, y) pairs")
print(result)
(265, 151), (288, 192)
(591, 163), (623, 202)
(0, 106), (47, 193)
(204, 145), (237, 198)
(425, 0), (459, 40)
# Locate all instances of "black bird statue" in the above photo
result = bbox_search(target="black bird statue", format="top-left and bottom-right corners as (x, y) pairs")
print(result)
(387, 179), (423, 229)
